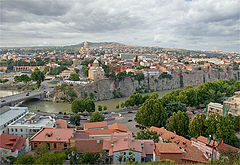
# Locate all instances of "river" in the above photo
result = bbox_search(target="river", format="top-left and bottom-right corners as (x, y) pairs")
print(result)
(0, 89), (180, 113)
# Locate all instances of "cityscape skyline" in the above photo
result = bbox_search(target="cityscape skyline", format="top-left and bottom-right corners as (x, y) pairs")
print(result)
(1, 0), (239, 52)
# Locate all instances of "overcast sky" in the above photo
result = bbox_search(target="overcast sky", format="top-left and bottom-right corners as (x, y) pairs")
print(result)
(1, 0), (239, 52)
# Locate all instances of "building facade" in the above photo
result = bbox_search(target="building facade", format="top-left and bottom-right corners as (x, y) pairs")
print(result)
(88, 60), (105, 81)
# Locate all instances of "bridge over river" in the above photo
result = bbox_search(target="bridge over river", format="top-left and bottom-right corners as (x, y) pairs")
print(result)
(0, 86), (54, 108)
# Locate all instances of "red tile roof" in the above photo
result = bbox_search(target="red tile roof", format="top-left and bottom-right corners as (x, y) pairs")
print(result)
(195, 136), (219, 147)
(155, 143), (184, 154)
(182, 146), (208, 163)
(30, 128), (74, 142)
(56, 119), (67, 129)
(217, 142), (240, 151)
(149, 126), (190, 149)
(0, 133), (26, 152)
(84, 121), (107, 130)
(75, 139), (103, 153)
(108, 123), (132, 133)
(150, 126), (208, 163)
(103, 133), (142, 156)
(139, 140), (155, 157)
(83, 129), (116, 135)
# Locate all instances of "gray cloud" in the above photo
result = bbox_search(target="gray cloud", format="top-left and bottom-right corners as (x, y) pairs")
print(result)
(0, 0), (239, 52)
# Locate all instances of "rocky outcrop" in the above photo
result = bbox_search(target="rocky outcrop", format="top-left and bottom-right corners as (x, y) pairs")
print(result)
(69, 71), (239, 101)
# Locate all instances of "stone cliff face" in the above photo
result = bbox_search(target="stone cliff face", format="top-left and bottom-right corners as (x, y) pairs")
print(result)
(72, 71), (239, 101)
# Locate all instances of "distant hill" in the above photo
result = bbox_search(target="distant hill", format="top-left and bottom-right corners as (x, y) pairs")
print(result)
(64, 42), (128, 49)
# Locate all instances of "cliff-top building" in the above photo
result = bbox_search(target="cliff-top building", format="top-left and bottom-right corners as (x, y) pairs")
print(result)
(88, 59), (105, 81)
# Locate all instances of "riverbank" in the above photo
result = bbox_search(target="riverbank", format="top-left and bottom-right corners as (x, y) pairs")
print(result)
(18, 88), (177, 113)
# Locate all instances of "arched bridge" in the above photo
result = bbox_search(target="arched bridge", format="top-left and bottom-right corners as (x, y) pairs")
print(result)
(0, 87), (54, 107)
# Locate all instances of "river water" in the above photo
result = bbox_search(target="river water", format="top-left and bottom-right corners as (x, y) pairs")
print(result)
(1, 89), (179, 113)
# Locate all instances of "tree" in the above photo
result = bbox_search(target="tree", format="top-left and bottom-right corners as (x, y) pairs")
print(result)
(189, 113), (207, 137)
(79, 152), (100, 164)
(82, 66), (89, 77)
(233, 115), (240, 132)
(135, 72), (144, 81)
(85, 99), (95, 113)
(90, 111), (105, 122)
(98, 105), (103, 111)
(149, 92), (159, 99)
(34, 151), (66, 165)
(116, 71), (127, 81)
(31, 69), (45, 88)
(70, 115), (81, 126)
(69, 73), (80, 81)
(74, 68), (80, 73)
(103, 105), (107, 111)
(135, 98), (167, 128)
(136, 130), (159, 143)
(14, 154), (35, 165)
(71, 99), (85, 113)
(164, 101), (187, 116)
(166, 111), (189, 137)
(35, 143), (49, 157)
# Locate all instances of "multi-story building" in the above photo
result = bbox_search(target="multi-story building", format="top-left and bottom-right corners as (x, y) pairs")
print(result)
(0, 106), (27, 134)
(7, 112), (56, 138)
(88, 59), (105, 81)
(206, 91), (240, 116)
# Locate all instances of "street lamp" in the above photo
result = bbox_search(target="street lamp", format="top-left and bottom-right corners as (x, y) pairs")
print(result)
(68, 151), (79, 165)
(208, 134), (222, 165)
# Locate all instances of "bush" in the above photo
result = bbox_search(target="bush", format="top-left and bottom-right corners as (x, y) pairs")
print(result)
(103, 106), (107, 111)
(98, 105), (103, 111)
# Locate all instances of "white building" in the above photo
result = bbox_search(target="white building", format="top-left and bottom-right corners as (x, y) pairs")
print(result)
(0, 106), (27, 134)
(7, 112), (56, 138)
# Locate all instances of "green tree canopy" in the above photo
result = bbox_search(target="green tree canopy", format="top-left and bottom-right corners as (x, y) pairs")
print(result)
(31, 70), (45, 82)
(166, 111), (189, 137)
(136, 130), (159, 143)
(69, 73), (80, 81)
(90, 111), (105, 122)
(70, 115), (81, 126)
(14, 154), (34, 165)
(135, 98), (167, 127)
(85, 99), (95, 113)
(188, 113), (207, 137)
(164, 101), (187, 116)
(71, 99), (85, 113)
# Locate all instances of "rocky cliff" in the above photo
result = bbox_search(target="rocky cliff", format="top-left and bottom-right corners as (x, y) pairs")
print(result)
(71, 71), (239, 101)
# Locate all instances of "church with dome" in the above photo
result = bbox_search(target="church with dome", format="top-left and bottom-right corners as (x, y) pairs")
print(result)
(88, 59), (105, 81)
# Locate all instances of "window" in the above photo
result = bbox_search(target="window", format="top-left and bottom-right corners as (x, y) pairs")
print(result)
(54, 143), (57, 149)
(34, 143), (37, 148)
(64, 143), (67, 149)
(15, 129), (17, 132)
(20, 129), (23, 132)
(11, 128), (13, 132)
(123, 152), (126, 155)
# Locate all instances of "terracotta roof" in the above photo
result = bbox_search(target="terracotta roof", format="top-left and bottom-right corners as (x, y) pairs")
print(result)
(103, 133), (142, 156)
(155, 143), (184, 154)
(196, 136), (218, 147)
(75, 139), (103, 153)
(56, 119), (67, 129)
(72, 131), (89, 139)
(217, 142), (240, 152)
(149, 126), (190, 149)
(139, 140), (155, 157)
(84, 129), (116, 135)
(0, 133), (26, 152)
(31, 128), (74, 142)
(108, 123), (132, 133)
(84, 121), (107, 130)
(182, 146), (208, 163)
